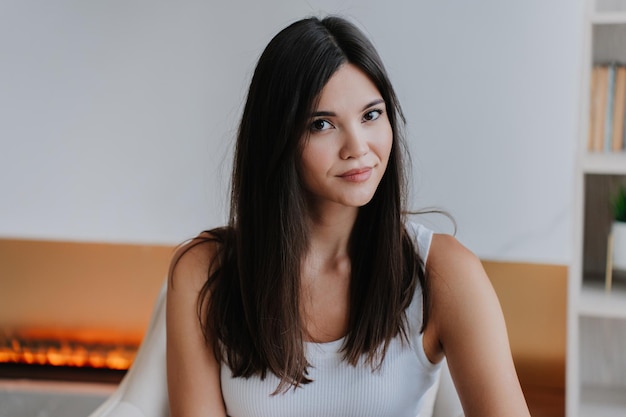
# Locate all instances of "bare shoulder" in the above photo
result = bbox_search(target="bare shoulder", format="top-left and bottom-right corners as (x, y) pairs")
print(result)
(426, 233), (497, 335)
(425, 234), (530, 416)
(166, 231), (228, 417)
(423, 233), (495, 357)
(168, 231), (222, 294)
(426, 233), (491, 297)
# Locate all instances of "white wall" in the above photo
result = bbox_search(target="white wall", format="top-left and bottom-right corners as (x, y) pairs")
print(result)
(0, 0), (584, 264)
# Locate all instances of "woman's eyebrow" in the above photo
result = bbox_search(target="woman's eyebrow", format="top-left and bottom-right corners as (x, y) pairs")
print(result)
(311, 98), (385, 118)
(361, 98), (385, 111)
(311, 110), (336, 117)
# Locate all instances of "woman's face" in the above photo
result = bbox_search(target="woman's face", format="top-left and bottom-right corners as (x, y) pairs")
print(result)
(299, 63), (393, 213)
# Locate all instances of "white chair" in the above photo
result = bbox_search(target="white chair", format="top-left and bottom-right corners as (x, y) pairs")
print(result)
(89, 281), (463, 417)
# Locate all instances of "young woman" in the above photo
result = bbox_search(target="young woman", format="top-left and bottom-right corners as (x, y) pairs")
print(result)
(166, 15), (530, 417)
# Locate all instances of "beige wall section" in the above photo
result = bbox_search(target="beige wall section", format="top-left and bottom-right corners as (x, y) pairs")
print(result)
(0, 239), (175, 344)
(483, 260), (568, 391)
(0, 239), (567, 391)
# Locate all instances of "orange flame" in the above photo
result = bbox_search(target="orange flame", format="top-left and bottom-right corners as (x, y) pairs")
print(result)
(1, 335), (137, 370)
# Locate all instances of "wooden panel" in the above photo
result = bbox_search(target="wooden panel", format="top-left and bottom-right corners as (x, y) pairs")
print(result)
(0, 239), (175, 343)
(483, 260), (567, 391)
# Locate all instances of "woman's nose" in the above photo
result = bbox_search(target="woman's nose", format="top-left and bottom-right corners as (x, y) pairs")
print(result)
(339, 125), (369, 159)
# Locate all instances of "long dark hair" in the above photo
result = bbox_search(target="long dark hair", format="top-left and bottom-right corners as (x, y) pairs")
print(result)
(194, 15), (428, 393)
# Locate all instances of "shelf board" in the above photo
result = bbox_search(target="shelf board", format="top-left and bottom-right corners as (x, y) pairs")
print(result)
(581, 152), (626, 174)
(579, 276), (626, 318)
(579, 280), (626, 319)
(592, 12), (626, 24)
(580, 385), (626, 417)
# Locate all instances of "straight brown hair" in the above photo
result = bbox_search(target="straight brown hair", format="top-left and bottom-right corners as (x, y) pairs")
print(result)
(190, 16), (429, 393)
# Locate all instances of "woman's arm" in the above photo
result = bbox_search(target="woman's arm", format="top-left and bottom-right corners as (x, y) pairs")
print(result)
(166, 237), (227, 417)
(424, 234), (531, 417)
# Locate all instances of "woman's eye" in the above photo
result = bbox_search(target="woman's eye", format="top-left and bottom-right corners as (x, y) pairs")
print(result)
(310, 119), (332, 132)
(363, 109), (383, 122)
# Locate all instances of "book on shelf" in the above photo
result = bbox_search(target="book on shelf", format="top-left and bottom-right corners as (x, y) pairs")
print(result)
(589, 65), (608, 152)
(614, 66), (626, 152)
(605, 63), (616, 152)
(588, 63), (626, 153)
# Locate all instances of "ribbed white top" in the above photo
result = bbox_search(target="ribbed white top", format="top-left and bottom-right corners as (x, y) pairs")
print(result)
(221, 222), (441, 417)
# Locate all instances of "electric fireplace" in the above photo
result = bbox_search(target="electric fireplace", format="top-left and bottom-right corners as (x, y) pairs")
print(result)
(0, 237), (173, 383)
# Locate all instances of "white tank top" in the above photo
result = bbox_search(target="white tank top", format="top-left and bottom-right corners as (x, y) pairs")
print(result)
(220, 222), (441, 417)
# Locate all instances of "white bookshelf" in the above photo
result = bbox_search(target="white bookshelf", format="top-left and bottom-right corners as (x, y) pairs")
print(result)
(582, 153), (626, 174)
(569, 1), (626, 416)
(580, 385), (626, 417)
(578, 281), (626, 319)
(591, 11), (626, 23)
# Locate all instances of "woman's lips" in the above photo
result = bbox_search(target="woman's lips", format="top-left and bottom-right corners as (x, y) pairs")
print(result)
(338, 167), (373, 182)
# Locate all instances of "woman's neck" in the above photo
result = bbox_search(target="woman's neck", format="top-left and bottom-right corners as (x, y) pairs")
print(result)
(306, 204), (358, 262)
(301, 206), (356, 342)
